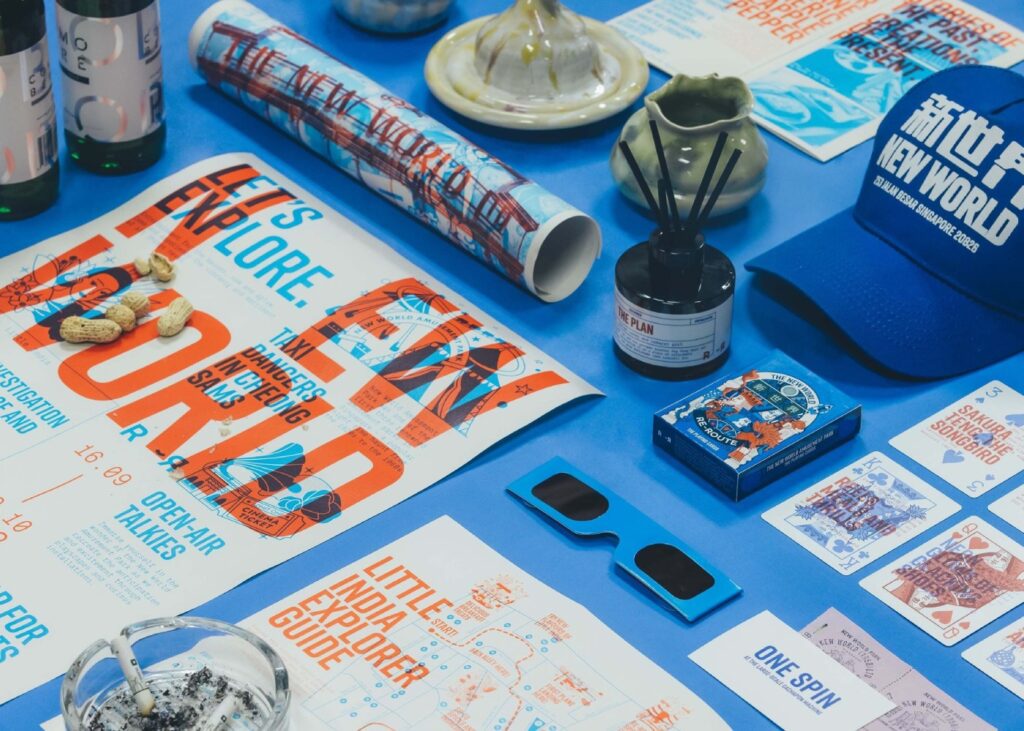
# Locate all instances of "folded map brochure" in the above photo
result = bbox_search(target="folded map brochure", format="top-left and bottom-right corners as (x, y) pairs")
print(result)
(41, 517), (730, 730)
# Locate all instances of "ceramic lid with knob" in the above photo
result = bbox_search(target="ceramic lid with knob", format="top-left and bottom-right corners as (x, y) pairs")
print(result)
(425, 0), (649, 130)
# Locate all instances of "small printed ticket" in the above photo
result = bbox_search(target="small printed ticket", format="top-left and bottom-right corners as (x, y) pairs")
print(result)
(802, 608), (993, 729)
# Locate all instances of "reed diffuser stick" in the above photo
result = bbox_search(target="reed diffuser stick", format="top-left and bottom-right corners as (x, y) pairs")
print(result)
(618, 140), (665, 228)
(685, 132), (728, 237)
(649, 120), (680, 231)
(694, 148), (743, 232)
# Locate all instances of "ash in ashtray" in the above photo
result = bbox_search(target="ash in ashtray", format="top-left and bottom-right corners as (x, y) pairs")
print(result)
(85, 666), (264, 730)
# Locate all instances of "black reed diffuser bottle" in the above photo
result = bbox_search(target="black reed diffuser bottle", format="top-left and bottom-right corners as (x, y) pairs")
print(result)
(614, 126), (740, 380)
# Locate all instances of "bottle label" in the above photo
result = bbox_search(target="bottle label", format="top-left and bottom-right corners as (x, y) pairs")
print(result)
(0, 39), (58, 186)
(56, 3), (164, 144)
(614, 289), (733, 369)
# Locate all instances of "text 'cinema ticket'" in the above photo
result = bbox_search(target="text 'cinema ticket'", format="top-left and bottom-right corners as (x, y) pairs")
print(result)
(860, 518), (1024, 645)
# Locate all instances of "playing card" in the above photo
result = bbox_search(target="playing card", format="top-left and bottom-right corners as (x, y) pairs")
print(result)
(803, 608), (995, 730)
(962, 616), (1024, 701)
(990, 484), (1024, 533)
(860, 518), (1024, 646)
(890, 381), (1024, 497)
(763, 452), (960, 574)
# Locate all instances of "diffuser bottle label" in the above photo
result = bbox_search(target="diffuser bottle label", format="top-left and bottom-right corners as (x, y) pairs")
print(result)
(0, 39), (58, 186)
(614, 290), (732, 368)
(56, 3), (164, 143)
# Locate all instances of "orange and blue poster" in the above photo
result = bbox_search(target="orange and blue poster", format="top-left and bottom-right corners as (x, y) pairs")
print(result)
(0, 154), (597, 705)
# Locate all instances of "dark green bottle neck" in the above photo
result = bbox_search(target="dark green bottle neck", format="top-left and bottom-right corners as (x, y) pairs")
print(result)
(0, 1), (45, 55)
(56, 0), (155, 18)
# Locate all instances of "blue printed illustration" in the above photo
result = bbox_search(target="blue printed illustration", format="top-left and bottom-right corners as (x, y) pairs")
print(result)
(752, 66), (875, 147)
(785, 464), (937, 571)
(4, 250), (161, 340)
(751, 3), (1015, 151)
(663, 366), (828, 467)
(988, 643), (1024, 685)
(321, 281), (540, 439)
(789, 45), (924, 116)
(179, 442), (342, 539)
(192, 3), (581, 294)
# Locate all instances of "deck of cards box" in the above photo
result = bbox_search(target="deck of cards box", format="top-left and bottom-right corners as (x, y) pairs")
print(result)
(654, 352), (861, 500)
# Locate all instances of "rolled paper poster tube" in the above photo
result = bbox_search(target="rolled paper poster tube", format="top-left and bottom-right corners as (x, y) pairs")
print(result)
(188, 0), (601, 302)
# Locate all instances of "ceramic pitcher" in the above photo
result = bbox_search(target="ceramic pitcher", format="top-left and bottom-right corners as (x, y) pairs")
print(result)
(611, 74), (768, 219)
(333, 0), (454, 34)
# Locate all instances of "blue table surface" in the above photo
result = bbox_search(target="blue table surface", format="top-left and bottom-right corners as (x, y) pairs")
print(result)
(4, 0), (1024, 728)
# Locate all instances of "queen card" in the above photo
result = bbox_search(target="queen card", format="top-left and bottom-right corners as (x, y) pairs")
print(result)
(861, 518), (1024, 646)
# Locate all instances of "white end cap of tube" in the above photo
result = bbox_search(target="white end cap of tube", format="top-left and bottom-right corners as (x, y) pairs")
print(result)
(525, 210), (602, 302)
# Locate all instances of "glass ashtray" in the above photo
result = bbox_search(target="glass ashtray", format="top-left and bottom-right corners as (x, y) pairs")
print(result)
(61, 616), (290, 730)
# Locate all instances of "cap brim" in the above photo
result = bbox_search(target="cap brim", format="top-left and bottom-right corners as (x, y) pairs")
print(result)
(746, 208), (1024, 379)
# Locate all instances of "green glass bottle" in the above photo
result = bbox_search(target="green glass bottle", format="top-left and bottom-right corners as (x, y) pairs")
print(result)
(0, 0), (59, 220)
(55, 0), (165, 174)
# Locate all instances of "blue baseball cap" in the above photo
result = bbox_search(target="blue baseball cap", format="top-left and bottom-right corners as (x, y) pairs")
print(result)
(747, 66), (1024, 379)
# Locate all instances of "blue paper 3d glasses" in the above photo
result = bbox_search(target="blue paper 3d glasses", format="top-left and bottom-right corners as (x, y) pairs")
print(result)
(507, 458), (740, 621)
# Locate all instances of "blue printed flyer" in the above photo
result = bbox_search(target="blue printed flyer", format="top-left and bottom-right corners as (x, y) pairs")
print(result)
(612, 0), (1024, 161)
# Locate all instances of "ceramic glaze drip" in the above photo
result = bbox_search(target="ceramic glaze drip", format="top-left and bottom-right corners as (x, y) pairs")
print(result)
(425, 0), (647, 130)
(475, 0), (603, 98)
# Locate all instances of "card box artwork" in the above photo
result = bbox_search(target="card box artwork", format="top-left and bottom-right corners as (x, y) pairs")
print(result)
(654, 351), (862, 500)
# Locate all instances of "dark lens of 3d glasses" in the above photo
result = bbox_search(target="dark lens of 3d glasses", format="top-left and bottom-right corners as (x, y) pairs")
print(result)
(532, 473), (610, 520)
(635, 544), (715, 599)
(531, 474), (715, 599)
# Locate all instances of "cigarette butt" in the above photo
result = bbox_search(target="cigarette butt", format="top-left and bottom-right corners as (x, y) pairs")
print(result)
(110, 636), (156, 716)
(199, 695), (238, 731)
